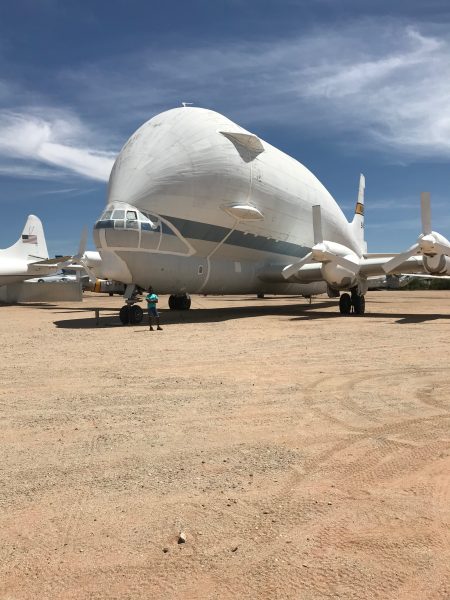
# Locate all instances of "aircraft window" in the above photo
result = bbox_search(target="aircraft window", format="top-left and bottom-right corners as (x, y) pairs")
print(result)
(127, 211), (137, 220)
(113, 209), (125, 219)
(102, 210), (112, 219)
(126, 220), (139, 230)
(114, 220), (125, 228)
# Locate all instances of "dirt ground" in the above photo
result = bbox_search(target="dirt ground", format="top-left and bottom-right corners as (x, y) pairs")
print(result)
(0, 291), (449, 600)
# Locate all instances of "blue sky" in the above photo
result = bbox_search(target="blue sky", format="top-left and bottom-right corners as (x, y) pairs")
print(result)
(1, 0), (450, 255)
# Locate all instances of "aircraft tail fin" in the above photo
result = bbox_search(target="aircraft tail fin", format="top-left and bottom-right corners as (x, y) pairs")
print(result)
(0, 215), (49, 262)
(350, 174), (367, 255)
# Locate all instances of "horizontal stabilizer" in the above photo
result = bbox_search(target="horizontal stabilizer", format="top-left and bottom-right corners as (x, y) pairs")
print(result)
(32, 256), (72, 267)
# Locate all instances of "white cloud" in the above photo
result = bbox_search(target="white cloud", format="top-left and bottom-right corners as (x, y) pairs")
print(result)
(2, 19), (450, 183)
(290, 25), (450, 157)
(0, 111), (115, 181)
(57, 21), (450, 159)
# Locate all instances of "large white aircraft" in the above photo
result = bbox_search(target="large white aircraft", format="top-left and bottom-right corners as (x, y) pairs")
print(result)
(85, 107), (450, 324)
(0, 215), (70, 286)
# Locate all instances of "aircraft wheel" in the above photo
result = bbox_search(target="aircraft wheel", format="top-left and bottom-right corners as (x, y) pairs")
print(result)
(169, 294), (191, 310)
(119, 304), (144, 324)
(257, 293), (265, 299)
(119, 305), (131, 325)
(339, 293), (352, 315)
(352, 294), (366, 315)
(130, 304), (143, 324)
(180, 294), (191, 310)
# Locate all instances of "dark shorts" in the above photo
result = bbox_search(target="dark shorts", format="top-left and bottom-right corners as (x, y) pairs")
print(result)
(148, 306), (159, 317)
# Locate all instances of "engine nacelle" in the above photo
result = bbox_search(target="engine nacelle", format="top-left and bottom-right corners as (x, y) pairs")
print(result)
(321, 262), (358, 290)
(85, 279), (126, 295)
(423, 254), (450, 275)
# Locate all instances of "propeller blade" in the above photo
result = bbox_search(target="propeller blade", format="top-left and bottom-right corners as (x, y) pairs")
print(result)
(77, 226), (88, 259)
(382, 243), (419, 273)
(433, 241), (450, 257)
(312, 205), (323, 245)
(79, 259), (97, 283)
(282, 252), (313, 279)
(421, 192), (431, 235)
(358, 173), (365, 205)
(322, 252), (359, 271)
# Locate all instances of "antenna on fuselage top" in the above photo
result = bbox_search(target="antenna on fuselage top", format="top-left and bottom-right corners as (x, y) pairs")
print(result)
(182, 102), (193, 107)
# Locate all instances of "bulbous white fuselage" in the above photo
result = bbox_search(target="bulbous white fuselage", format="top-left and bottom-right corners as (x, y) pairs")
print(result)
(94, 107), (360, 294)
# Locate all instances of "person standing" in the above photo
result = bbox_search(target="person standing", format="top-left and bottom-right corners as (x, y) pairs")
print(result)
(146, 287), (162, 331)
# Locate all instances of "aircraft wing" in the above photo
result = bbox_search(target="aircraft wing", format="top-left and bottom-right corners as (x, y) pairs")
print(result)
(258, 255), (427, 284)
(30, 256), (72, 268)
(358, 255), (425, 278)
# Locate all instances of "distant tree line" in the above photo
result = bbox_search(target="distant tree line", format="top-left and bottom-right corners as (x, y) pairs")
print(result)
(404, 278), (450, 290)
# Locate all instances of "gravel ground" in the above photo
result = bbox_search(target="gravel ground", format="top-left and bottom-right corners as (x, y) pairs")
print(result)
(0, 291), (449, 599)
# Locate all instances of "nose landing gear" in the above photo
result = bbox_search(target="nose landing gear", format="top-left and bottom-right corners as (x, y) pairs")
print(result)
(119, 284), (145, 325)
(119, 304), (144, 325)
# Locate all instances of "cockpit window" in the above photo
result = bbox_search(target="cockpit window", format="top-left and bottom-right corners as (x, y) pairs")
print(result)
(102, 210), (112, 220)
(126, 210), (138, 221)
(112, 209), (125, 219)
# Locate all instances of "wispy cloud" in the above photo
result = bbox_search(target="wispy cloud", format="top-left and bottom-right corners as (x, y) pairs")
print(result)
(0, 110), (115, 181)
(58, 20), (450, 159)
(2, 19), (450, 182)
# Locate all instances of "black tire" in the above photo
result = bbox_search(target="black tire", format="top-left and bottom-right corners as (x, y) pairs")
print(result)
(38, 279), (45, 283)
(180, 294), (191, 310)
(339, 293), (352, 315)
(169, 294), (191, 310)
(168, 295), (177, 310)
(119, 305), (131, 325)
(130, 304), (143, 324)
(257, 293), (265, 299)
(352, 295), (366, 315)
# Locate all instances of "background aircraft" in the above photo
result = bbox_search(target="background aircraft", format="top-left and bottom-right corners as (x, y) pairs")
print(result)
(0, 215), (71, 286)
(74, 107), (450, 324)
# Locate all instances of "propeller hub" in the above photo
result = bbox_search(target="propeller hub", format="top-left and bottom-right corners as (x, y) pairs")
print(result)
(419, 234), (437, 255)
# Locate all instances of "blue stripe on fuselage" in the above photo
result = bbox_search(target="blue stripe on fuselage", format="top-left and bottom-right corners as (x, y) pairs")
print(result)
(95, 215), (309, 259)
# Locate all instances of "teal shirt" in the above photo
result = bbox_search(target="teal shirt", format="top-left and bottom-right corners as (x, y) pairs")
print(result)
(146, 293), (158, 308)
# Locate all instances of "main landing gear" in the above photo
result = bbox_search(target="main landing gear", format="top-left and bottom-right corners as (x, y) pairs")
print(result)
(168, 293), (191, 310)
(339, 290), (366, 315)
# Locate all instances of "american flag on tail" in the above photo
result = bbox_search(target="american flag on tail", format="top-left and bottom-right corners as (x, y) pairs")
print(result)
(22, 234), (38, 244)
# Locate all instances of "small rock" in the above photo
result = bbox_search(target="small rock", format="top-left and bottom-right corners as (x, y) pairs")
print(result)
(163, 547), (169, 553)
(178, 531), (187, 544)
(231, 546), (238, 552)
(327, 502), (332, 506)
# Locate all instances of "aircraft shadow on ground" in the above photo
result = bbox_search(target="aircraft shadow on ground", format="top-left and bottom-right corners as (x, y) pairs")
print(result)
(52, 300), (336, 329)
(289, 312), (450, 324)
(51, 299), (450, 329)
